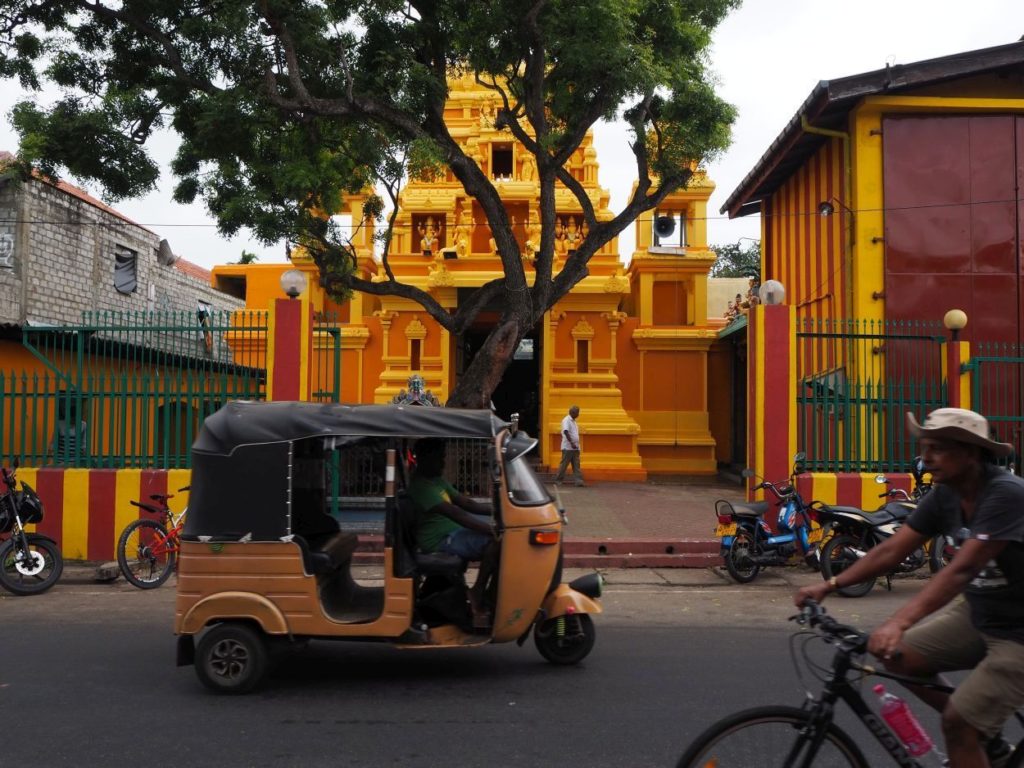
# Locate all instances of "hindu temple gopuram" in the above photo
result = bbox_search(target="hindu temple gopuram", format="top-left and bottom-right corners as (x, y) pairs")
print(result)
(212, 72), (735, 480)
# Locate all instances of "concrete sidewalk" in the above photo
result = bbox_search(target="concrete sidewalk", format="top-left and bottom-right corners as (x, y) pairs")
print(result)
(348, 476), (745, 568)
(550, 476), (744, 567)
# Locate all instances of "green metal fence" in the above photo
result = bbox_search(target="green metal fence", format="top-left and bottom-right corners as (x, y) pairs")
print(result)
(312, 311), (342, 403)
(966, 342), (1024, 472)
(1, 309), (268, 468)
(796, 318), (947, 472)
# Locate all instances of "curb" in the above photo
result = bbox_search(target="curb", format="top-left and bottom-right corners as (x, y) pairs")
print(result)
(352, 535), (722, 569)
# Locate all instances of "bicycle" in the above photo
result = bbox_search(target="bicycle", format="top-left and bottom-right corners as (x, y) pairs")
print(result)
(116, 486), (189, 589)
(677, 600), (1024, 767)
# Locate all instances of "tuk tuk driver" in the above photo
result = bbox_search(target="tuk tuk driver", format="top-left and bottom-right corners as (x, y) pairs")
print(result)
(408, 438), (499, 628)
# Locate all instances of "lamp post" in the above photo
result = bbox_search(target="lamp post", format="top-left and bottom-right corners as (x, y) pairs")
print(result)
(943, 309), (968, 408)
(943, 308), (967, 341)
(279, 268), (308, 299)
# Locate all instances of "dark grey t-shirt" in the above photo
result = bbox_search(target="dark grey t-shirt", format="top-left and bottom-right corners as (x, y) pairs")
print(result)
(907, 466), (1024, 642)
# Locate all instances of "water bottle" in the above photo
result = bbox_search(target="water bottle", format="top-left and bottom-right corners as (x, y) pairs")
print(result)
(874, 684), (935, 757)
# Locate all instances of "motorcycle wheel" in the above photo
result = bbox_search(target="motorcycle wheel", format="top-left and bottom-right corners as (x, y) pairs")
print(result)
(820, 534), (875, 597)
(0, 537), (63, 595)
(534, 614), (595, 665)
(724, 527), (761, 584)
(928, 535), (955, 573)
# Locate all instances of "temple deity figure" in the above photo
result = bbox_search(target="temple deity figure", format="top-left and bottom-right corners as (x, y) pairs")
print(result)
(419, 216), (440, 255)
(554, 217), (568, 258)
(520, 153), (537, 182)
(453, 211), (472, 259)
(479, 99), (496, 128)
(564, 216), (581, 251)
(524, 211), (541, 258)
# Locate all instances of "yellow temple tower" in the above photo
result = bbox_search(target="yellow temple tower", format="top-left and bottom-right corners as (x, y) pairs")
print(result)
(211, 72), (724, 478)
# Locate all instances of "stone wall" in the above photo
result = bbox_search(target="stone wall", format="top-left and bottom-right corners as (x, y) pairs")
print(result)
(0, 175), (242, 326)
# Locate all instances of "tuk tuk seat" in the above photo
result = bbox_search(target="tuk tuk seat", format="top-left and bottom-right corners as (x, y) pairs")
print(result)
(294, 530), (359, 576)
(396, 493), (466, 579)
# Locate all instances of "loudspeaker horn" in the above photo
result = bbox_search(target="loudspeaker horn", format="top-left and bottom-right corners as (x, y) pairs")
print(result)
(654, 215), (676, 239)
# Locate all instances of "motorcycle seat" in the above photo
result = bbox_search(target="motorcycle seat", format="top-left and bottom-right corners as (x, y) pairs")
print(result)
(728, 500), (771, 518)
(821, 504), (908, 525)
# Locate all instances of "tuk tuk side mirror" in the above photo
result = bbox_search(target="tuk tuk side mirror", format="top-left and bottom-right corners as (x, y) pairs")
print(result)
(792, 452), (806, 463)
(741, 468), (755, 479)
(874, 473), (889, 485)
(552, 485), (567, 524)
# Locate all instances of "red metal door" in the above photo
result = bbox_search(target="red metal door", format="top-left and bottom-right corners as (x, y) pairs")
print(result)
(882, 115), (1020, 345)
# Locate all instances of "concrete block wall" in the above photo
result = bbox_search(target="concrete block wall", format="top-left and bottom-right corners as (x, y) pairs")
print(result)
(0, 175), (244, 326)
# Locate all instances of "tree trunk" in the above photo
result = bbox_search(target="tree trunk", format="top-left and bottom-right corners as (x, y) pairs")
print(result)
(446, 318), (524, 408)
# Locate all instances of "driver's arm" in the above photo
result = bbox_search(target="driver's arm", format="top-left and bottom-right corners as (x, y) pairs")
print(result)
(431, 500), (493, 534)
(451, 492), (492, 517)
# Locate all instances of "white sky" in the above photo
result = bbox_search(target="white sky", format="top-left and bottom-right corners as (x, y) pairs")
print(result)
(1, 0), (1022, 269)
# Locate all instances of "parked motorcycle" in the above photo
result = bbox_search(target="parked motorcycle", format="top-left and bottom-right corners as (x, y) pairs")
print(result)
(817, 456), (940, 597)
(0, 460), (63, 595)
(715, 453), (823, 584)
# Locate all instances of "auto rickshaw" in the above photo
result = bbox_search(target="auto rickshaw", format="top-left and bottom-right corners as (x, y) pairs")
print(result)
(174, 401), (602, 693)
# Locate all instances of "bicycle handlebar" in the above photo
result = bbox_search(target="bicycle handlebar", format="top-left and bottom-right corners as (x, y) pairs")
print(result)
(792, 600), (868, 651)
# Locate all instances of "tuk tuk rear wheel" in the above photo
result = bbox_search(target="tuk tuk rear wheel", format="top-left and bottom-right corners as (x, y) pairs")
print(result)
(534, 614), (595, 665)
(195, 623), (269, 694)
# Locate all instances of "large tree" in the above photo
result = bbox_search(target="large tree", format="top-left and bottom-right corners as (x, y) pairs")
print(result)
(0, 0), (738, 406)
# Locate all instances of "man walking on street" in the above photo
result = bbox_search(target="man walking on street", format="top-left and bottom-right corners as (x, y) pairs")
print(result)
(555, 405), (584, 487)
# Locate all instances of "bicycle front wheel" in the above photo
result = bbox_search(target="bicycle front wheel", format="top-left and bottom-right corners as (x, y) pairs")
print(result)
(117, 519), (176, 589)
(677, 705), (869, 768)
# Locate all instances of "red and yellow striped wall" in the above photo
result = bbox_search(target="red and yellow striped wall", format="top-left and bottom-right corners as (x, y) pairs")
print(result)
(795, 472), (914, 510)
(761, 138), (847, 323)
(17, 468), (190, 561)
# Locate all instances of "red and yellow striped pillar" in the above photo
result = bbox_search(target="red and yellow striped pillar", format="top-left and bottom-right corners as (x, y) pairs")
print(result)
(747, 304), (797, 505)
(267, 296), (314, 401)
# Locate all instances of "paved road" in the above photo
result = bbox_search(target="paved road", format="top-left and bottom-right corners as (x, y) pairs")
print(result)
(0, 566), (951, 767)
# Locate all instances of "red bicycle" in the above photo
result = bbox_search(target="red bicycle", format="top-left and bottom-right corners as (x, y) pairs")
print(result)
(116, 486), (188, 589)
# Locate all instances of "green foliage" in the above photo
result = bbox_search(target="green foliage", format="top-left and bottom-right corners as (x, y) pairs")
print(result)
(709, 240), (761, 278)
(237, 250), (259, 265)
(0, 0), (740, 394)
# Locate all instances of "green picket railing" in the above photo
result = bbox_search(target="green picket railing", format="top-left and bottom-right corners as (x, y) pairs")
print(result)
(796, 317), (947, 473)
(1, 309), (268, 468)
(966, 341), (1024, 472)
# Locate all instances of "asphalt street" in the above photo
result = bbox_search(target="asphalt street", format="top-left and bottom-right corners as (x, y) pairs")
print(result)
(0, 566), (967, 768)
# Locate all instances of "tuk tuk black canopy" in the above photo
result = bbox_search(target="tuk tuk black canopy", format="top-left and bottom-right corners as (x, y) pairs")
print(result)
(194, 401), (509, 456)
(185, 401), (509, 541)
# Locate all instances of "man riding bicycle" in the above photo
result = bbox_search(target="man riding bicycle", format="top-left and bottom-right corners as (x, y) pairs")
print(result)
(796, 408), (1024, 768)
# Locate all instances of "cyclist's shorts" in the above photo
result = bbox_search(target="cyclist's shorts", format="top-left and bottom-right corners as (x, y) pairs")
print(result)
(903, 598), (1024, 737)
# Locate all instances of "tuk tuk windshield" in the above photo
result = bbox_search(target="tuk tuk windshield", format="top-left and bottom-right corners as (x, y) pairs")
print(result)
(505, 455), (550, 505)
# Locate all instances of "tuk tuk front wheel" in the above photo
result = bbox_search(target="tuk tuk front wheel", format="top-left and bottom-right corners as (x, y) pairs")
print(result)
(534, 614), (595, 665)
(195, 623), (269, 694)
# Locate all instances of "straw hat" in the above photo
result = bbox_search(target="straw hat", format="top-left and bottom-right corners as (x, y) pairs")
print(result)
(906, 408), (1014, 457)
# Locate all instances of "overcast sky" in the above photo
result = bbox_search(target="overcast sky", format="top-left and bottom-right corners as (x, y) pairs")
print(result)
(2, 1), (1022, 270)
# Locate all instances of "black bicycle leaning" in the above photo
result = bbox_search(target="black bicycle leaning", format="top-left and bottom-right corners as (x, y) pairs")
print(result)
(676, 600), (1024, 767)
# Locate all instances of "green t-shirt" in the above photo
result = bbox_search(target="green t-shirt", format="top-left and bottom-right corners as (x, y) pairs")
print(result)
(407, 473), (461, 552)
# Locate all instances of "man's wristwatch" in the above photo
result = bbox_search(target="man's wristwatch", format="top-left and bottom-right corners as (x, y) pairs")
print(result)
(828, 576), (839, 590)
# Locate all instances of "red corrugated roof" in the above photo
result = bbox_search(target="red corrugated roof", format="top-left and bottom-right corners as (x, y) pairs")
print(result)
(174, 258), (212, 283)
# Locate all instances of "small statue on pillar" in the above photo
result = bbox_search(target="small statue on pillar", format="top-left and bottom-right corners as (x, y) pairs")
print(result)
(391, 374), (440, 407)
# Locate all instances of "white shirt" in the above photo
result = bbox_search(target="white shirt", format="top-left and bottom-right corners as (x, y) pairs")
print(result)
(560, 414), (580, 450)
